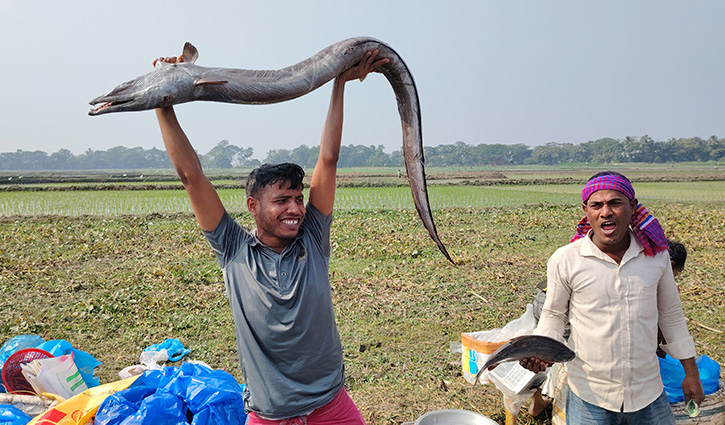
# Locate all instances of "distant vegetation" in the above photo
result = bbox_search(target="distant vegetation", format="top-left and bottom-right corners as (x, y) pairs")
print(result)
(1, 135), (723, 170)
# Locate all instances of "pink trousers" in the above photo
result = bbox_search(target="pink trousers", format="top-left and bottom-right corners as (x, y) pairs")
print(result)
(247, 388), (366, 425)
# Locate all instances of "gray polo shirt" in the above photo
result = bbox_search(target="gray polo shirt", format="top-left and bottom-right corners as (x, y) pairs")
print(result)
(203, 204), (344, 419)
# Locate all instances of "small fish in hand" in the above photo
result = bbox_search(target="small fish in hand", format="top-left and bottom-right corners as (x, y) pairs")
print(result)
(472, 335), (575, 387)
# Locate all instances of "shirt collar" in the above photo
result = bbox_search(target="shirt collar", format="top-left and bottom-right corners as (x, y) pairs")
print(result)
(249, 226), (306, 253)
(579, 229), (644, 264)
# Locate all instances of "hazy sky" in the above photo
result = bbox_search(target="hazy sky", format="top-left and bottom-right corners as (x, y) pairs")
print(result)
(1, 1), (723, 160)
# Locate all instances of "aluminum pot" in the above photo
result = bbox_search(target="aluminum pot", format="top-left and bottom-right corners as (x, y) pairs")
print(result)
(414, 409), (498, 425)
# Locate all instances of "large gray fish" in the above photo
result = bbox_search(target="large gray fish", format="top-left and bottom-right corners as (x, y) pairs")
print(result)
(473, 335), (575, 386)
(88, 37), (453, 263)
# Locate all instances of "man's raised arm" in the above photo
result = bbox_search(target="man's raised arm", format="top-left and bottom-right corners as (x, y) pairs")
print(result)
(309, 50), (388, 215)
(156, 107), (225, 231)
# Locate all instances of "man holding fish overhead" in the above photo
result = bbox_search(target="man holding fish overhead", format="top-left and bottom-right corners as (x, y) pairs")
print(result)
(522, 171), (704, 424)
(154, 50), (387, 424)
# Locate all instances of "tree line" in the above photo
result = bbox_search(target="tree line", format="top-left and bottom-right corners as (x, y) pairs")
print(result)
(0, 135), (722, 171)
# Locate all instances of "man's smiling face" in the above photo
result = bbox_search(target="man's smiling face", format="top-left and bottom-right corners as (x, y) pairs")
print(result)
(247, 180), (305, 252)
(583, 189), (637, 254)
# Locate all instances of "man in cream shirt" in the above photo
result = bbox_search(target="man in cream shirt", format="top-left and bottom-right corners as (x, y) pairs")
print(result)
(525, 171), (704, 424)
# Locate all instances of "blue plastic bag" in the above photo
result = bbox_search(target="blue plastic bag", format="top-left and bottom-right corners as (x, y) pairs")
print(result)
(142, 339), (191, 363)
(659, 354), (721, 402)
(697, 355), (722, 395)
(95, 363), (247, 425)
(0, 405), (32, 425)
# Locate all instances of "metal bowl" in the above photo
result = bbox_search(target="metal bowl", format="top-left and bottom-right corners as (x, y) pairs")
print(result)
(415, 409), (498, 425)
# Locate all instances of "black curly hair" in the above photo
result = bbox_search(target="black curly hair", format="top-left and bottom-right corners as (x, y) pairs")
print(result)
(245, 163), (305, 198)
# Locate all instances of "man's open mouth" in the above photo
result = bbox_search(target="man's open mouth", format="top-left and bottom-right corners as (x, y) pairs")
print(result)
(601, 221), (617, 234)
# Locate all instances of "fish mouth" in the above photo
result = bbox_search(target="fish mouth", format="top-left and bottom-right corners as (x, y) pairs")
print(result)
(88, 91), (137, 116)
(88, 77), (148, 116)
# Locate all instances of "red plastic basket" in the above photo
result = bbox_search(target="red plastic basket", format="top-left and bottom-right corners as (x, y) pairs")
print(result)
(2, 348), (53, 394)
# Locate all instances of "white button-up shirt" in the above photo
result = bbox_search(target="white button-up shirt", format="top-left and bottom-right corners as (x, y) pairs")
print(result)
(535, 230), (696, 412)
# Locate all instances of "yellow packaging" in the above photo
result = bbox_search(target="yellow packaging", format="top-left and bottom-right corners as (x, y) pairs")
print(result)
(28, 376), (138, 425)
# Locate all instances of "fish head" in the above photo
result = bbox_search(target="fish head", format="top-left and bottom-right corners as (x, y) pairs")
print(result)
(88, 62), (200, 115)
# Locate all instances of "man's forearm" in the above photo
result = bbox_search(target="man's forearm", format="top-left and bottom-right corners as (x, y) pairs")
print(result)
(155, 107), (205, 184)
(681, 357), (699, 379)
(309, 77), (346, 215)
(680, 357), (705, 404)
(319, 77), (345, 164)
(154, 107), (225, 231)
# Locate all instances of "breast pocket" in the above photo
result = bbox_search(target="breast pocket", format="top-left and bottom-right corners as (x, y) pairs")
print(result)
(634, 274), (659, 319)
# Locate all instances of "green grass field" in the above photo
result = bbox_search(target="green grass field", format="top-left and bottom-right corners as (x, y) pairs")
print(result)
(0, 172), (723, 424)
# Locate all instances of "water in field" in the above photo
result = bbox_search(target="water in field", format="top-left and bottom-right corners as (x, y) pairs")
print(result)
(335, 182), (725, 210)
(334, 186), (583, 209)
(0, 182), (723, 216)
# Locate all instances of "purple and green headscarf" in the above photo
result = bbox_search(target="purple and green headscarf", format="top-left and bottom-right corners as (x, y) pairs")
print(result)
(571, 173), (668, 257)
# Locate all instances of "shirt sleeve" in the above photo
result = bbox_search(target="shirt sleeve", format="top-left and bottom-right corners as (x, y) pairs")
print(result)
(201, 212), (250, 268)
(534, 250), (571, 343)
(657, 254), (697, 359)
(301, 203), (332, 257)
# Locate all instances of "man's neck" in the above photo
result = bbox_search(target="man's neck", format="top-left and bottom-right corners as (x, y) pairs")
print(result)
(592, 233), (630, 264)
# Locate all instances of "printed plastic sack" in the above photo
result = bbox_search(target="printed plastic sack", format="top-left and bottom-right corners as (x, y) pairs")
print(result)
(461, 305), (541, 416)
(95, 363), (247, 425)
(26, 376), (138, 425)
(37, 340), (101, 388)
(659, 354), (721, 403)
(461, 304), (537, 385)
(487, 362), (548, 415)
(22, 353), (89, 399)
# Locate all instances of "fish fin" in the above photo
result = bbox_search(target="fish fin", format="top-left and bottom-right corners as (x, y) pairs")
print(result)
(181, 42), (199, 64)
(195, 79), (228, 86)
